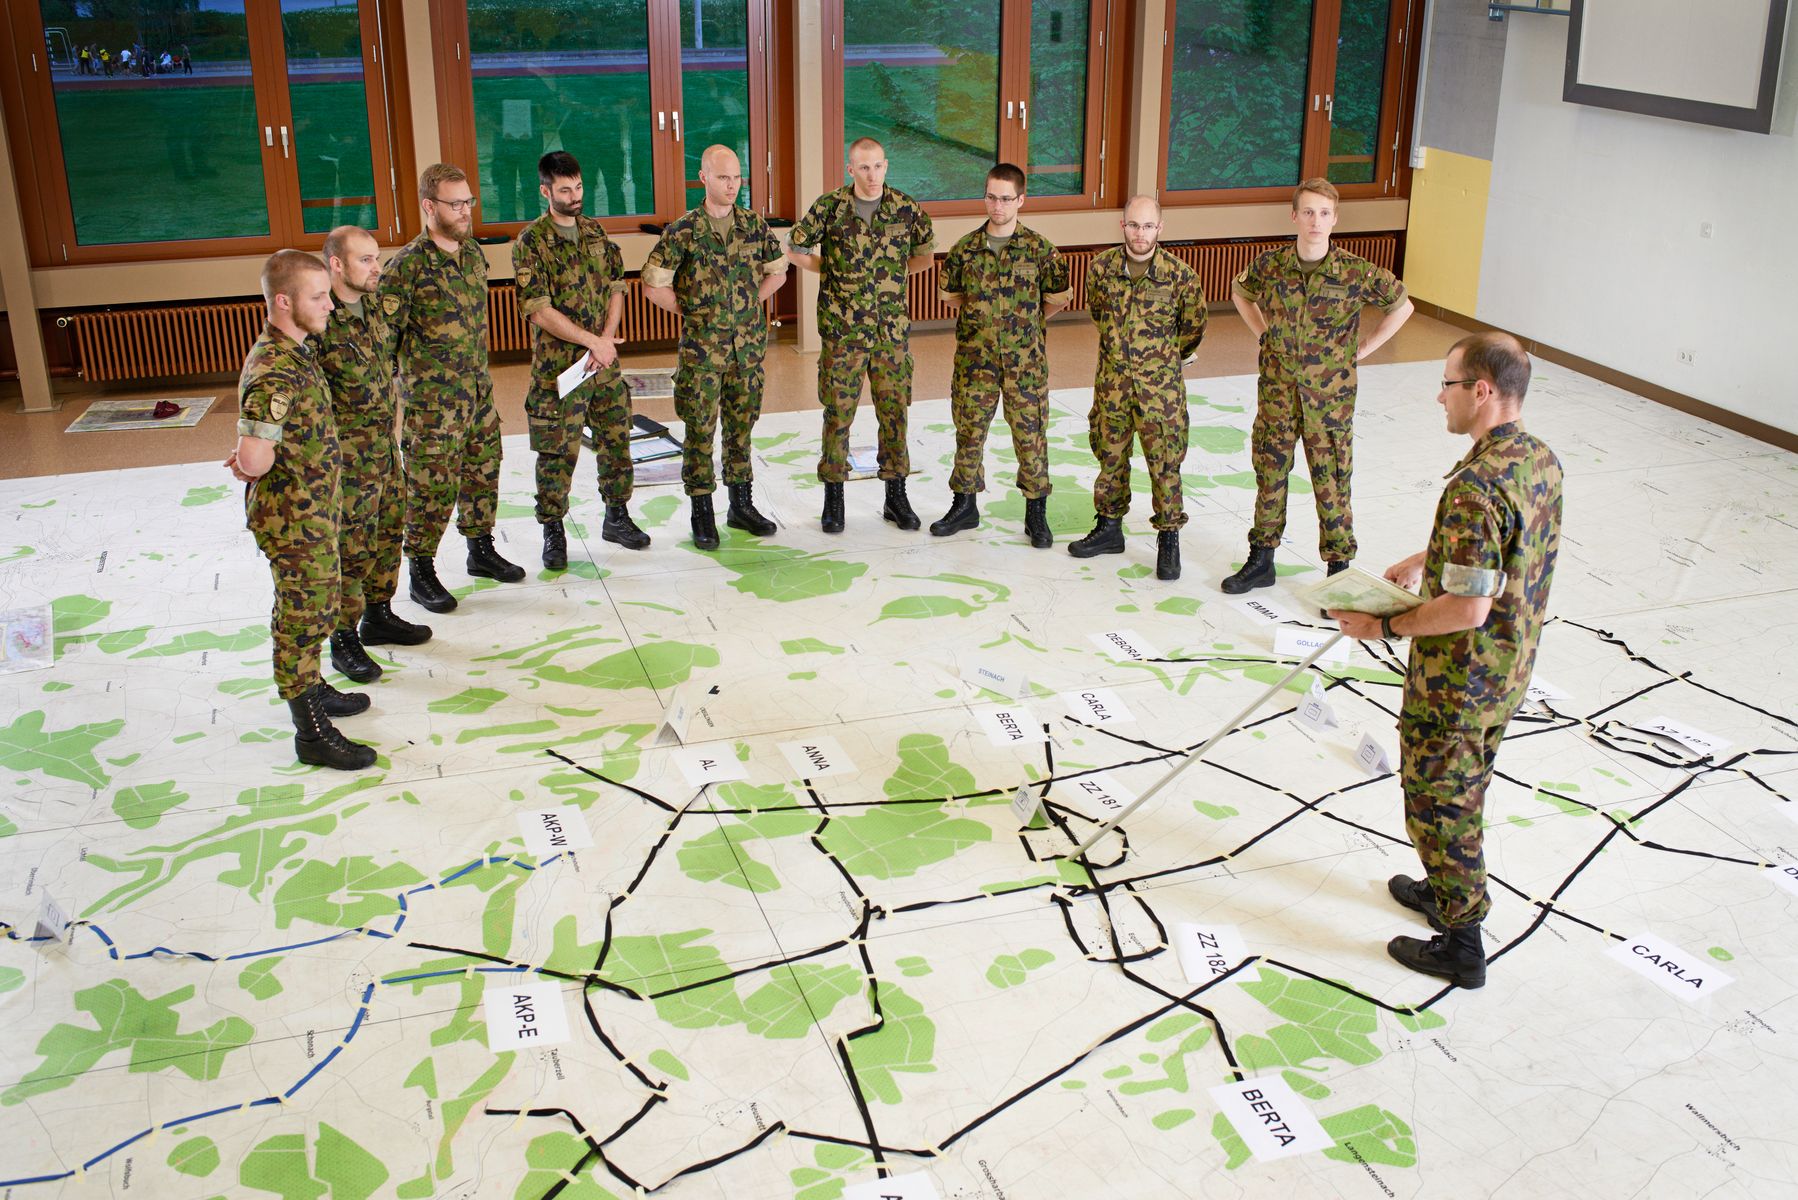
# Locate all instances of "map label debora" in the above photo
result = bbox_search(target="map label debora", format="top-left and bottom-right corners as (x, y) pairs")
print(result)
(1090, 629), (1160, 661)
(1208, 1075), (1331, 1160)
(1768, 862), (1798, 898)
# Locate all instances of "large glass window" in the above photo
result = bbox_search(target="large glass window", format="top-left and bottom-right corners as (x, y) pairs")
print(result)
(679, 0), (752, 210)
(283, 0), (381, 234)
(1024, 0), (1090, 197)
(1326, 0), (1390, 186)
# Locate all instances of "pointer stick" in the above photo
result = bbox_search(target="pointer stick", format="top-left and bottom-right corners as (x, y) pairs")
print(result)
(1068, 631), (1348, 860)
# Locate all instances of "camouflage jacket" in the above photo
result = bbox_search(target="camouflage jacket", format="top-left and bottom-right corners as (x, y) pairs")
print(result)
(1232, 243), (1406, 381)
(1087, 246), (1208, 385)
(313, 295), (397, 434)
(789, 184), (934, 347)
(236, 321), (340, 548)
(377, 232), (490, 417)
(939, 223), (1072, 370)
(642, 204), (786, 366)
(513, 213), (627, 401)
(1402, 423), (1564, 728)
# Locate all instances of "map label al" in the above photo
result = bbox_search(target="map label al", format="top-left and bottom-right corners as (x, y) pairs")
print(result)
(672, 745), (751, 786)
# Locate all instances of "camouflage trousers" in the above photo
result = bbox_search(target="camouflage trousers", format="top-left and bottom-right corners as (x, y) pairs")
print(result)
(948, 352), (1050, 499)
(402, 388), (501, 556)
(529, 373), (632, 522)
(337, 422), (402, 627)
(1248, 371), (1357, 561)
(1088, 367), (1189, 532)
(258, 539), (339, 701)
(1400, 720), (1506, 928)
(817, 338), (912, 483)
(676, 355), (762, 496)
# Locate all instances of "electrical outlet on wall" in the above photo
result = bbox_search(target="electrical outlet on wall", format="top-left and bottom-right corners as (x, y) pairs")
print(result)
(1677, 350), (1695, 365)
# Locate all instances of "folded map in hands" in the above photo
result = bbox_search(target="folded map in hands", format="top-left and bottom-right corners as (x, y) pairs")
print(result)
(1295, 565), (1425, 618)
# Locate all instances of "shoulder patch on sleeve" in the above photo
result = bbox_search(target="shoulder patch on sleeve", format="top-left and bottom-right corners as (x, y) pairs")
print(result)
(515, 265), (533, 289)
(267, 394), (290, 422)
(381, 294), (401, 316)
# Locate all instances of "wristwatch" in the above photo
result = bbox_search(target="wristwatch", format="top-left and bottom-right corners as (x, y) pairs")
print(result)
(1380, 614), (1397, 640)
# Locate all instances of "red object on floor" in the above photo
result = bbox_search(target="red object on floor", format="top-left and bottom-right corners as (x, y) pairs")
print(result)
(151, 400), (180, 419)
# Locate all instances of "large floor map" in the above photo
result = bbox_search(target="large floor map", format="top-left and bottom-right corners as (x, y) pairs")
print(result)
(2, 361), (1796, 1199)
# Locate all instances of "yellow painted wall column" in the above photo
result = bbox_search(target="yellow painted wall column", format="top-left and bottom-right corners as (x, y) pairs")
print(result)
(0, 100), (53, 413)
(1402, 147), (1492, 317)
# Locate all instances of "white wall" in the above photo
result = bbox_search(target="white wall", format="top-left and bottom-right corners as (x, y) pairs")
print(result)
(1478, 15), (1798, 435)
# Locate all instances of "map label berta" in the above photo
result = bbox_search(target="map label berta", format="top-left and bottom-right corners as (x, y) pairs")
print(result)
(1606, 932), (1736, 1002)
(978, 705), (1047, 746)
(1208, 1075), (1332, 1160)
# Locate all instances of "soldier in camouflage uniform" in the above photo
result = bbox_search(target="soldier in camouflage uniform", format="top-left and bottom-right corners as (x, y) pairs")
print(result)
(932, 162), (1072, 548)
(1330, 332), (1563, 989)
(1070, 195), (1208, 581)
(642, 144), (789, 550)
(379, 163), (523, 614)
(316, 226), (432, 686)
(1223, 177), (1414, 595)
(788, 136), (936, 533)
(514, 150), (649, 565)
(225, 250), (375, 771)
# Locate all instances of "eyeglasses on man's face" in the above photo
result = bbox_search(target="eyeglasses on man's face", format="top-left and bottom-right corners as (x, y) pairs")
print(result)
(428, 195), (476, 211)
(1440, 377), (1478, 391)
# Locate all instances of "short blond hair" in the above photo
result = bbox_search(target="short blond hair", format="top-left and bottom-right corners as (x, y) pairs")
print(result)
(261, 249), (326, 304)
(847, 136), (885, 160)
(1293, 177), (1339, 208)
(418, 162), (469, 202)
(321, 225), (375, 270)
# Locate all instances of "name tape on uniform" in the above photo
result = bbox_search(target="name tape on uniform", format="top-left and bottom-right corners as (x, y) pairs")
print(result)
(1172, 922), (1249, 984)
(483, 981), (572, 1049)
(516, 807), (594, 857)
(842, 1172), (943, 1200)
(977, 705), (1047, 747)
(1291, 678), (1339, 734)
(1632, 716), (1731, 758)
(1231, 595), (1299, 626)
(1011, 785), (1044, 828)
(1090, 629), (1160, 662)
(963, 658), (1029, 700)
(1061, 687), (1136, 726)
(1273, 626), (1350, 666)
(1354, 731), (1394, 776)
(1207, 1075), (1332, 1161)
(1766, 861), (1798, 898)
(778, 736), (856, 779)
(671, 745), (751, 787)
(1066, 774), (1137, 819)
(1605, 931), (1735, 1003)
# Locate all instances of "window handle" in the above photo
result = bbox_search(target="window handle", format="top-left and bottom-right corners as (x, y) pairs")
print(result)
(1324, 94), (1333, 119)
(279, 126), (290, 158)
(1020, 100), (1028, 131)
(672, 110), (681, 142)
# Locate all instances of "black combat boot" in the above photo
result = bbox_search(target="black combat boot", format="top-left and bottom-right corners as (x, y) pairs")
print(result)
(290, 686), (376, 771)
(1387, 874), (1447, 932)
(1220, 544), (1276, 594)
(408, 557), (457, 613)
(466, 534), (525, 582)
(315, 678), (371, 717)
(602, 503), (651, 550)
(1156, 530), (1181, 581)
(1388, 925), (1487, 988)
(1067, 515), (1125, 558)
(1319, 558), (1352, 615)
(690, 494), (720, 551)
(929, 493), (979, 537)
(882, 478), (921, 531)
(541, 520), (568, 570)
(1024, 497), (1052, 549)
(820, 482), (845, 534)
(329, 627), (380, 683)
(359, 601), (431, 646)
(726, 482), (776, 536)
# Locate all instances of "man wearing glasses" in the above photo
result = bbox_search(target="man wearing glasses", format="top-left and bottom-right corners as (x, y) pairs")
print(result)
(788, 136), (936, 534)
(1070, 194), (1208, 580)
(931, 162), (1072, 546)
(1329, 333), (1562, 988)
(379, 162), (523, 615)
(1222, 178), (1414, 595)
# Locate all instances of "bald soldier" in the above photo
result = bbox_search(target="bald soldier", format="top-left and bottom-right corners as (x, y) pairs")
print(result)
(788, 136), (936, 533)
(225, 250), (375, 771)
(643, 145), (789, 549)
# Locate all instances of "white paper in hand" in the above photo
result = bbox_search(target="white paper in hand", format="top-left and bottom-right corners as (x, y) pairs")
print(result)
(556, 355), (597, 399)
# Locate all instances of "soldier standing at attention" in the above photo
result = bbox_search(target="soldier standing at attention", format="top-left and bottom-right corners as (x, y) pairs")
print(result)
(513, 150), (649, 564)
(1221, 177), (1414, 594)
(380, 163), (523, 614)
(641, 144), (789, 549)
(1070, 195), (1208, 580)
(931, 162), (1072, 546)
(316, 226), (432, 685)
(1330, 333), (1562, 988)
(788, 136), (936, 534)
(224, 250), (375, 771)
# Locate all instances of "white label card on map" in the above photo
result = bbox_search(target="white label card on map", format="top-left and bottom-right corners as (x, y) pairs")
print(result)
(1089, 629), (1160, 662)
(778, 736), (856, 780)
(1061, 687), (1136, 725)
(1172, 922), (1248, 983)
(1067, 774), (1137, 818)
(517, 808), (593, 856)
(1633, 716), (1732, 758)
(1525, 677), (1571, 705)
(1354, 731), (1393, 776)
(1207, 1076), (1332, 1161)
(1273, 626), (1350, 666)
(963, 658), (1029, 700)
(1011, 785), (1044, 828)
(1231, 595), (1298, 626)
(1606, 932), (1735, 1003)
(653, 685), (694, 746)
(976, 705), (1047, 746)
(1766, 862), (1798, 898)
(34, 891), (71, 948)
(1292, 678), (1339, 733)
(484, 981), (572, 1049)
(672, 745), (751, 786)
(843, 1172), (943, 1200)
